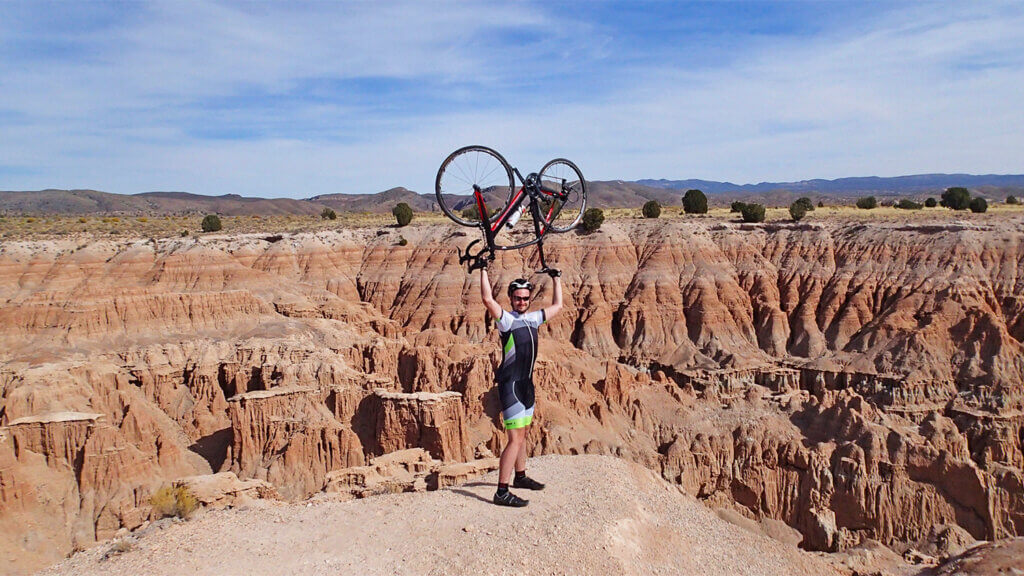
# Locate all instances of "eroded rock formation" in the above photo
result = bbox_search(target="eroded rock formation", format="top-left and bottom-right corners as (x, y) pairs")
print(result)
(2, 219), (1023, 573)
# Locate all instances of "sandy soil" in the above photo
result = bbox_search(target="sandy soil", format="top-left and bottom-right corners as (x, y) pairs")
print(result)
(40, 455), (838, 576)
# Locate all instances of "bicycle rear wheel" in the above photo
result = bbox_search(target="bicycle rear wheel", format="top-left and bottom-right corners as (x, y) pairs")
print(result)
(537, 158), (587, 233)
(435, 146), (515, 227)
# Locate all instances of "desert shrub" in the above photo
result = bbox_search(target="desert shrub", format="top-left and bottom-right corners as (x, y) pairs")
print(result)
(321, 208), (337, 220)
(180, 230), (189, 237)
(150, 485), (199, 519)
(789, 201), (808, 222)
(682, 189), (708, 214)
(392, 203), (413, 227)
(740, 203), (766, 223)
(856, 196), (878, 210)
(641, 200), (661, 218)
(925, 197), (938, 207)
(794, 197), (815, 212)
(817, 200), (825, 208)
(969, 197), (988, 213)
(896, 199), (923, 210)
(459, 206), (498, 222)
(1007, 195), (1019, 205)
(397, 235), (408, 246)
(201, 214), (222, 232)
(77, 217), (88, 223)
(137, 217), (148, 222)
(25, 217), (36, 223)
(581, 207), (605, 232)
(730, 201), (747, 213)
(941, 187), (971, 210)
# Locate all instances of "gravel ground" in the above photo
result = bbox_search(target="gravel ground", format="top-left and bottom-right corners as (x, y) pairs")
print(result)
(41, 455), (838, 576)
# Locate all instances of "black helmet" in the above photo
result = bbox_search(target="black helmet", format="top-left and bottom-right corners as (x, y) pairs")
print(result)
(507, 278), (533, 297)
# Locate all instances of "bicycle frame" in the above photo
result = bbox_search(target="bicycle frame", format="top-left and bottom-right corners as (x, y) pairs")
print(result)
(467, 166), (566, 271)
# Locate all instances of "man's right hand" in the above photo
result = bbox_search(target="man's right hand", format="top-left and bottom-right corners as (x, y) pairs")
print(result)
(469, 255), (488, 272)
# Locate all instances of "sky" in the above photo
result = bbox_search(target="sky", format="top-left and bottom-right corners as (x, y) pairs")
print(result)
(1, 0), (1022, 198)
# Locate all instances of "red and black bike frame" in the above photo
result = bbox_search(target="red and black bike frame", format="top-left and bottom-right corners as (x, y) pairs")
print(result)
(462, 168), (565, 272)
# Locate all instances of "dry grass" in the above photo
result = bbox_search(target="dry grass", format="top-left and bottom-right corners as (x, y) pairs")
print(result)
(1, 203), (1021, 241)
(150, 484), (199, 520)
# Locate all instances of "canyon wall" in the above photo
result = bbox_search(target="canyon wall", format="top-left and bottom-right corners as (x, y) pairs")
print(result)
(1, 219), (1022, 572)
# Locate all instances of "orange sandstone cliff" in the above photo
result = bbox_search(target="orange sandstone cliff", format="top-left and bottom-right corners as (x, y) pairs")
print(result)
(1, 219), (1022, 573)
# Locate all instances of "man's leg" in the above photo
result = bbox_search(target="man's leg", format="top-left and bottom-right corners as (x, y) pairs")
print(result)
(494, 427), (529, 507)
(514, 430), (528, 473)
(511, 425), (545, 490)
(499, 427), (527, 485)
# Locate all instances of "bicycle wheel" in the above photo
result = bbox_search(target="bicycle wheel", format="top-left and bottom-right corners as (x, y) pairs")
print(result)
(537, 158), (587, 233)
(435, 146), (515, 227)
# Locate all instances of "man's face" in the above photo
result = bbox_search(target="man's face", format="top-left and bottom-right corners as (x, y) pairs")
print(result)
(511, 289), (531, 313)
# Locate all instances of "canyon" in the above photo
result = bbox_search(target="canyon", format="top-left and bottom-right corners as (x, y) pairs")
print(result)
(1, 217), (1022, 574)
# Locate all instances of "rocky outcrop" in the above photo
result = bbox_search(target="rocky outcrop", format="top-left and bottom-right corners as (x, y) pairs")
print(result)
(368, 389), (471, 461)
(174, 472), (280, 510)
(226, 387), (364, 501)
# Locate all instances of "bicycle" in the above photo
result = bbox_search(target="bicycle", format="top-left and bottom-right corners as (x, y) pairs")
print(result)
(435, 145), (587, 273)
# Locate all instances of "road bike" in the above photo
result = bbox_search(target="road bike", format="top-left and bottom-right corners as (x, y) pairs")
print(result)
(435, 145), (587, 272)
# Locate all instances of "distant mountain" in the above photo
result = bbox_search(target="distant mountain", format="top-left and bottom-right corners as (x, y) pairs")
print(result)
(2, 173), (1022, 215)
(637, 173), (1024, 195)
(0, 189), (332, 216)
(310, 187), (438, 213)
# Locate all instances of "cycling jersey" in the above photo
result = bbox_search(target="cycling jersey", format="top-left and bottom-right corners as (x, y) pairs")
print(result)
(495, 309), (545, 429)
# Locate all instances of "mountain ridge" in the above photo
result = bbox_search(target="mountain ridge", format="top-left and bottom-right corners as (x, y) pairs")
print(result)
(2, 173), (1022, 215)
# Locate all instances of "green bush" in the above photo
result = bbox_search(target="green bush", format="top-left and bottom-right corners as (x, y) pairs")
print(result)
(682, 189), (708, 214)
(789, 201), (808, 222)
(392, 203), (413, 227)
(896, 199), (923, 210)
(856, 196), (877, 210)
(941, 187), (971, 210)
(321, 208), (337, 220)
(740, 203), (766, 223)
(641, 200), (661, 219)
(150, 485), (199, 519)
(581, 207), (605, 232)
(1007, 195), (1019, 205)
(460, 206), (498, 222)
(817, 200), (825, 208)
(794, 197), (815, 212)
(969, 197), (988, 213)
(925, 197), (938, 208)
(730, 201), (747, 213)
(201, 214), (222, 232)
(397, 235), (408, 246)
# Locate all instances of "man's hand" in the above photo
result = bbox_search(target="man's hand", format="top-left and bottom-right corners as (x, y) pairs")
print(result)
(544, 267), (561, 278)
(469, 255), (488, 272)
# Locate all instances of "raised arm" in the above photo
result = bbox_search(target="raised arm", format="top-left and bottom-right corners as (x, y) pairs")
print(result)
(480, 267), (503, 320)
(543, 272), (563, 320)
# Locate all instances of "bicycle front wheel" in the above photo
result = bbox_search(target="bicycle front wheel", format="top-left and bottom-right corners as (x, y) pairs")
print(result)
(538, 158), (587, 233)
(435, 146), (515, 227)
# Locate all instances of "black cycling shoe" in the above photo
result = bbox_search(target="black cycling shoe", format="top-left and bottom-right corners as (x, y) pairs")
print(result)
(493, 490), (529, 507)
(513, 475), (545, 490)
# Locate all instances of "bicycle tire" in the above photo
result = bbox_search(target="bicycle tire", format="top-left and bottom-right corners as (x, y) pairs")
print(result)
(537, 158), (587, 233)
(435, 146), (515, 228)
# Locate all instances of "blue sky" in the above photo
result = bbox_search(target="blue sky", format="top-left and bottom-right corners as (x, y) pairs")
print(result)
(1, 1), (1022, 198)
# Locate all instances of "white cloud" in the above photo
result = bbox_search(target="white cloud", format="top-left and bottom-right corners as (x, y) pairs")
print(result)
(1, 1), (1022, 196)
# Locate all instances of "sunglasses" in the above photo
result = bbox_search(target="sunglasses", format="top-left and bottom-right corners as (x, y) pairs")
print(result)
(512, 296), (531, 302)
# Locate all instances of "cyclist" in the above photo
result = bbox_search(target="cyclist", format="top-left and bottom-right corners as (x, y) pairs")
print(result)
(479, 264), (562, 507)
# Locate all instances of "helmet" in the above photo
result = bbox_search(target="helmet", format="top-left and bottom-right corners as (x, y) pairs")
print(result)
(507, 278), (533, 297)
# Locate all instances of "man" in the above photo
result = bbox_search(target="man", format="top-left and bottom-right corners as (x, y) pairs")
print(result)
(479, 264), (562, 507)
